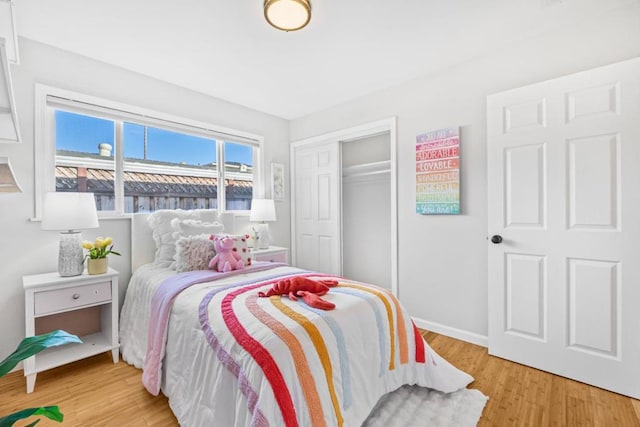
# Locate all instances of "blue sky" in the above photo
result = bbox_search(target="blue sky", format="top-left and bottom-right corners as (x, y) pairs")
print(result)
(55, 111), (253, 166)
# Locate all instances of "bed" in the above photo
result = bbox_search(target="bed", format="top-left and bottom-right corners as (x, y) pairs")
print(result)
(119, 210), (475, 426)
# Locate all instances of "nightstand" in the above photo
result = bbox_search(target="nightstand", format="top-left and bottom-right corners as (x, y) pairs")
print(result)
(251, 246), (289, 263)
(22, 268), (120, 393)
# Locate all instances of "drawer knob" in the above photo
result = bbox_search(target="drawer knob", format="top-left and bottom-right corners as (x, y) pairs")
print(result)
(72, 293), (80, 300)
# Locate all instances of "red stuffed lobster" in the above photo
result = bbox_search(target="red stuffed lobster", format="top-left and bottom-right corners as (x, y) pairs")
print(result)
(258, 276), (339, 310)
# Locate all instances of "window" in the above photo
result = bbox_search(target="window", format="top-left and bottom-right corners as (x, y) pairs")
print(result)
(120, 123), (220, 213)
(55, 111), (116, 210)
(36, 85), (262, 217)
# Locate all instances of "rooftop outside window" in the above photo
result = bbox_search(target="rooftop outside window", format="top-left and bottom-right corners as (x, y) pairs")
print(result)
(53, 110), (256, 214)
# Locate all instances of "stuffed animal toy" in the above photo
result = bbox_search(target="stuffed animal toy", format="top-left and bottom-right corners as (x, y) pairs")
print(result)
(258, 276), (338, 310)
(208, 235), (245, 272)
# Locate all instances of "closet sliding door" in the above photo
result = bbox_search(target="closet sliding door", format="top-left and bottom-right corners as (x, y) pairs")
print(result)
(341, 133), (391, 289)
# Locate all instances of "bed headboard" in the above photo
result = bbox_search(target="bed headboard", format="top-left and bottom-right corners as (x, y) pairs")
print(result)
(131, 212), (237, 272)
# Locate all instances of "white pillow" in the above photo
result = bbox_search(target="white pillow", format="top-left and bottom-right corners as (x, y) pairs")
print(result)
(172, 218), (225, 237)
(174, 235), (216, 273)
(148, 209), (218, 267)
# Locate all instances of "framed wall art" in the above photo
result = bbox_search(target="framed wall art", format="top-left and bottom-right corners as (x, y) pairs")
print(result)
(271, 162), (285, 201)
(415, 127), (460, 215)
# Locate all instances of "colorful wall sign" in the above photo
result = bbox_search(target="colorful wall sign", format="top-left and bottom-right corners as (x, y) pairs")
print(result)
(415, 127), (460, 215)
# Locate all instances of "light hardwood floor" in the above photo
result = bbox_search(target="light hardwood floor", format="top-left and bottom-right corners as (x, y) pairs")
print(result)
(422, 331), (640, 427)
(1, 331), (638, 426)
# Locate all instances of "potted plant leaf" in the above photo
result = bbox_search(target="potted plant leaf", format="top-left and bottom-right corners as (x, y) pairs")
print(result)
(0, 330), (81, 426)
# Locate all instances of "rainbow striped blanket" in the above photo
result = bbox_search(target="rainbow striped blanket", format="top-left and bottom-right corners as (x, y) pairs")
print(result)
(141, 262), (288, 395)
(197, 272), (474, 426)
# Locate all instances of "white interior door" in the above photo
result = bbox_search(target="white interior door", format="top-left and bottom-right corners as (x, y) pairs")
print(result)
(487, 58), (640, 398)
(292, 141), (341, 275)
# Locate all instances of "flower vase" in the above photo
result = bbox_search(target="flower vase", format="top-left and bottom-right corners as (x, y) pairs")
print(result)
(87, 258), (108, 275)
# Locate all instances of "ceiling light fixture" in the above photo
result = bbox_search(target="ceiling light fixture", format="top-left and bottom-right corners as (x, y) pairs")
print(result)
(264, 0), (311, 32)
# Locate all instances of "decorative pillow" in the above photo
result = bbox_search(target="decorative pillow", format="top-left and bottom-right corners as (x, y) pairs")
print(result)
(172, 218), (225, 237)
(213, 233), (252, 266)
(174, 235), (216, 273)
(147, 209), (218, 267)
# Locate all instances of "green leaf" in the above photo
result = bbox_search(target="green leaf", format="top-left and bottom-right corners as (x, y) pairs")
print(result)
(0, 406), (63, 426)
(0, 330), (81, 378)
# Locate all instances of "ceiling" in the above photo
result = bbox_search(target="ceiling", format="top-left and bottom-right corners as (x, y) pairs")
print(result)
(15, 0), (635, 120)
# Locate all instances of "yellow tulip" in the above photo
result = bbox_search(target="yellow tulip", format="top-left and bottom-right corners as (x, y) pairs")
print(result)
(103, 237), (113, 246)
(82, 241), (94, 250)
(94, 238), (105, 248)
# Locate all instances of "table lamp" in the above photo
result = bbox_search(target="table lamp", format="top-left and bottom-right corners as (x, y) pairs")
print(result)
(0, 157), (21, 192)
(41, 192), (99, 276)
(250, 199), (276, 249)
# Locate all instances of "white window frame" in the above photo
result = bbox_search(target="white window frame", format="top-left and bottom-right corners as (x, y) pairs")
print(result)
(34, 84), (264, 219)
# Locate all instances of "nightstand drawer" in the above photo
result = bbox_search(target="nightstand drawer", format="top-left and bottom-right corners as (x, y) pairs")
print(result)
(34, 281), (112, 316)
(254, 252), (288, 263)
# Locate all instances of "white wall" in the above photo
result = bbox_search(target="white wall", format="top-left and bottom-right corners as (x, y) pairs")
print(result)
(0, 38), (290, 360)
(341, 133), (389, 168)
(290, 5), (640, 341)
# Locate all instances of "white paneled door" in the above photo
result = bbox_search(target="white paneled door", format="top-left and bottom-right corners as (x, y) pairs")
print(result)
(487, 58), (640, 398)
(292, 141), (341, 275)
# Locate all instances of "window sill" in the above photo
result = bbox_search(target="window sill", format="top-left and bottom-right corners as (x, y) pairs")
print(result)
(30, 214), (133, 223)
(31, 211), (250, 223)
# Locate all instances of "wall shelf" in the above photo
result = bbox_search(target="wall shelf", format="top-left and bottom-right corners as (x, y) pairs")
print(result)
(0, 1), (20, 142)
(0, 1), (18, 64)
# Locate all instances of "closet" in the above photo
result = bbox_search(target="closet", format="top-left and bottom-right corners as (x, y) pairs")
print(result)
(341, 133), (391, 289)
(290, 118), (397, 294)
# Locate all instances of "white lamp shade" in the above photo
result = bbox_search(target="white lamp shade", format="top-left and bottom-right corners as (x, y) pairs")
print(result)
(250, 199), (277, 222)
(0, 156), (21, 192)
(41, 192), (99, 231)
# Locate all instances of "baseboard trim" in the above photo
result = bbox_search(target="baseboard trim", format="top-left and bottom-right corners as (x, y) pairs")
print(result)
(412, 317), (488, 348)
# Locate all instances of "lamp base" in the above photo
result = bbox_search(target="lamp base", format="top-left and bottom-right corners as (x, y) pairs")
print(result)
(255, 223), (270, 249)
(58, 231), (84, 277)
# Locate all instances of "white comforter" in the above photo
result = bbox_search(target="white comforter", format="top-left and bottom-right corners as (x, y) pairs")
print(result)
(119, 264), (473, 426)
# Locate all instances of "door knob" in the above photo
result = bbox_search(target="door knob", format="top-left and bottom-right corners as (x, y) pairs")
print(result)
(490, 235), (503, 244)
